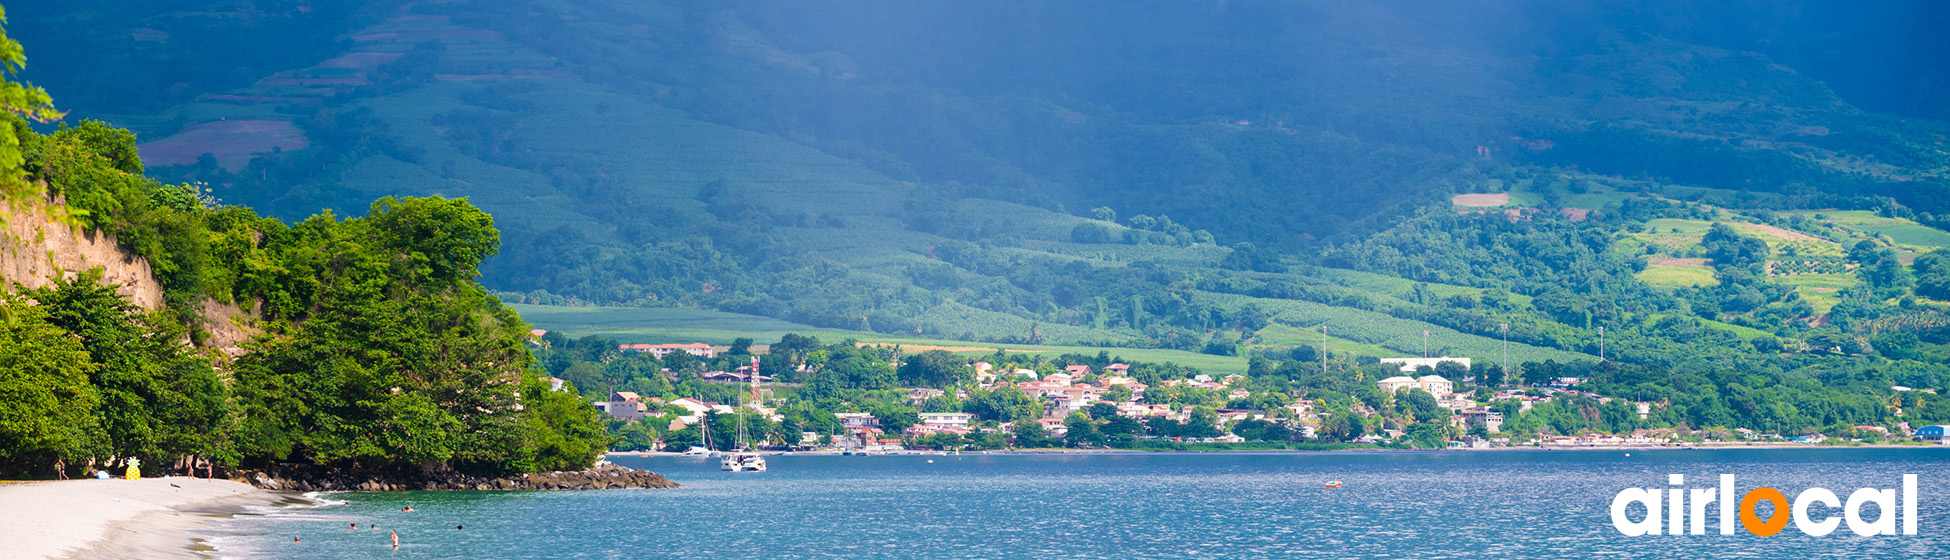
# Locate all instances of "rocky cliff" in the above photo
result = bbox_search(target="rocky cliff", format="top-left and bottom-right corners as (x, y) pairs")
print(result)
(0, 193), (163, 309)
(0, 192), (258, 358)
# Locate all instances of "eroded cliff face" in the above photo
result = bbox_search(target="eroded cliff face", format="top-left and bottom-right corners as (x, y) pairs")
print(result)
(0, 194), (164, 309)
(1, 193), (258, 359)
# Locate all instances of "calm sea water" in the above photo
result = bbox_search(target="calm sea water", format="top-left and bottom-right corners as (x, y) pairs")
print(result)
(207, 449), (1950, 559)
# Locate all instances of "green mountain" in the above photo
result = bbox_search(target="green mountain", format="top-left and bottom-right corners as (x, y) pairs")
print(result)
(14, 0), (1950, 433)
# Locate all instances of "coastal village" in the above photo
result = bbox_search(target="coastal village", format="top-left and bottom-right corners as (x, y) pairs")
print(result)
(548, 337), (1950, 453)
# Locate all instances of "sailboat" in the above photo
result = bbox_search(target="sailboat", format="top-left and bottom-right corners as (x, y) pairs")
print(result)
(683, 414), (713, 457)
(720, 356), (768, 472)
(720, 413), (767, 472)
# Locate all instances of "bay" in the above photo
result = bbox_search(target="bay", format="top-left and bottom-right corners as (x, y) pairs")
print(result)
(210, 448), (1950, 559)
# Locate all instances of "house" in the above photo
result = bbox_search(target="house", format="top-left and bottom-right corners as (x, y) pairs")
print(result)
(1105, 363), (1130, 375)
(1377, 376), (1420, 394)
(1461, 408), (1503, 433)
(1919, 425), (1950, 443)
(667, 397), (735, 421)
(608, 392), (645, 420)
(1380, 356), (1471, 373)
(1284, 401), (1316, 417)
(919, 412), (974, 430)
(1014, 369), (1039, 380)
(1220, 374), (1246, 386)
(1065, 364), (1093, 377)
(835, 412), (880, 429)
(1228, 389), (1252, 400)
(1435, 396), (1472, 411)
(618, 342), (717, 359)
(975, 362), (996, 385)
(1099, 376), (1147, 400)
(1378, 375), (1454, 396)
(542, 376), (568, 392)
(1034, 417), (1069, 436)
(907, 388), (947, 401)
(1043, 372), (1074, 386)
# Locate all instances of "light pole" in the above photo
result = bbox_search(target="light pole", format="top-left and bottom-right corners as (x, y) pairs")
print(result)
(1500, 323), (1510, 387)
(1320, 325), (1328, 373)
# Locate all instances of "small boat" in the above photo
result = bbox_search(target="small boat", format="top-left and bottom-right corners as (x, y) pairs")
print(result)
(720, 452), (767, 472)
(682, 447), (713, 457)
(1324, 481), (1343, 488)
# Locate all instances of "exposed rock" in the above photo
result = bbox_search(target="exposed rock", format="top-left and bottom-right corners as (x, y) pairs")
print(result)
(1, 192), (163, 310)
(240, 463), (678, 493)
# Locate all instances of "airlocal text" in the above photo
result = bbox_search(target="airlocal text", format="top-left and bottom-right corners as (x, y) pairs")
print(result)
(1610, 474), (1917, 537)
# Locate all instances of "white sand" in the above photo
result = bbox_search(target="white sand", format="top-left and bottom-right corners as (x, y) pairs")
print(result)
(0, 477), (282, 560)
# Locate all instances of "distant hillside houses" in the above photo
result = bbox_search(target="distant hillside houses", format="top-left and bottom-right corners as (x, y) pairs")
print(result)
(618, 342), (717, 359)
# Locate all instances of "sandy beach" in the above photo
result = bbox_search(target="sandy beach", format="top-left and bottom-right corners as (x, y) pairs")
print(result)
(0, 477), (284, 560)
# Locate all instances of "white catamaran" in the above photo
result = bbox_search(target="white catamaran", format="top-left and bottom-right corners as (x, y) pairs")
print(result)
(720, 413), (766, 472)
(721, 357), (768, 472)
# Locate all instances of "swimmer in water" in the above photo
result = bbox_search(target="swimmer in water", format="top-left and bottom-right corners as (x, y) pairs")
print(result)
(294, 536), (301, 543)
(402, 506), (414, 513)
(390, 530), (399, 550)
(349, 523), (357, 529)
(457, 525), (463, 530)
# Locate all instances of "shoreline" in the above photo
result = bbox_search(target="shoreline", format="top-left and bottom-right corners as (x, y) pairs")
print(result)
(0, 477), (287, 560)
(608, 442), (1946, 458)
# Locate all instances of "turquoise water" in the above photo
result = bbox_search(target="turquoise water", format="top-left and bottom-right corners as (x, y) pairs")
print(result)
(211, 449), (1950, 559)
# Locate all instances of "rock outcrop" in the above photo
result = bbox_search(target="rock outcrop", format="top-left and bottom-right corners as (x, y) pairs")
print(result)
(0, 193), (163, 309)
(242, 463), (679, 492)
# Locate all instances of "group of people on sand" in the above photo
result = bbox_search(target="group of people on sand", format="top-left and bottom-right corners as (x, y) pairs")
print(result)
(295, 504), (458, 549)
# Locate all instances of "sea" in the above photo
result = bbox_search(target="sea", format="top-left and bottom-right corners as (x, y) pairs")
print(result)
(204, 448), (1950, 559)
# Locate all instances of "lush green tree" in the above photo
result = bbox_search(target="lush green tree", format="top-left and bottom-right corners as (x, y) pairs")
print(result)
(1063, 412), (1105, 447)
(1013, 421), (1059, 448)
(0, 5), (59, 194)
(0, 295), (101, 476)
(897, 349), (972, 387)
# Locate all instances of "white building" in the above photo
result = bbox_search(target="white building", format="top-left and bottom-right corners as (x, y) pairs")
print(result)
(918, 412), (974, 430)
(1378, 375), (1455, 396)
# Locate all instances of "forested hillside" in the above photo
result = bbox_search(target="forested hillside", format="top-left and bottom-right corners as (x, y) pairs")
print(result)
(9, 1), (1950, 436)
(0, 13), (607, 478)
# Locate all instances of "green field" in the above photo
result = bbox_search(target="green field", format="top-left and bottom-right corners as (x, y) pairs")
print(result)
(1195, 291), (1594, 363)
(509, 304), (1252, 374)
(1775, 274), (1856, 314)
(1637, 264), (1719, 288)
(1252, 322), (1406, 357)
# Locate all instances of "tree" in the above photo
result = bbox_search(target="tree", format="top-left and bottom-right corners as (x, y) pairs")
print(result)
(1181, 407), (1223, 439)
(1087, 401), (1120, 420)
(1473, 363), (1505, 387)
(0, 6), (60, 195)
(0, 294), (100, 477)
(1063, 412), (1105, 447)
(963, 386), (1040, 424)
(1013, 421), (1059, 448)
(897, 350), (971, 387)
(1104, 384), (1133, 403)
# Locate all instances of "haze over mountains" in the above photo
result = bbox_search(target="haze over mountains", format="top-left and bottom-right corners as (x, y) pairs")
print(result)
(12, 0), (1950, 373)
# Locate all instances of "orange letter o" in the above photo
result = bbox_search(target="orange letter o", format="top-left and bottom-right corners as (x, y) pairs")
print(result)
(1740, 488), (1790, 536)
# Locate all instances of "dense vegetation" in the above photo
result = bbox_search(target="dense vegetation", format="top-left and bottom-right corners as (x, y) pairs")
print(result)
(8, 0), (1950, 447)
(0, 21), (607, 477)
